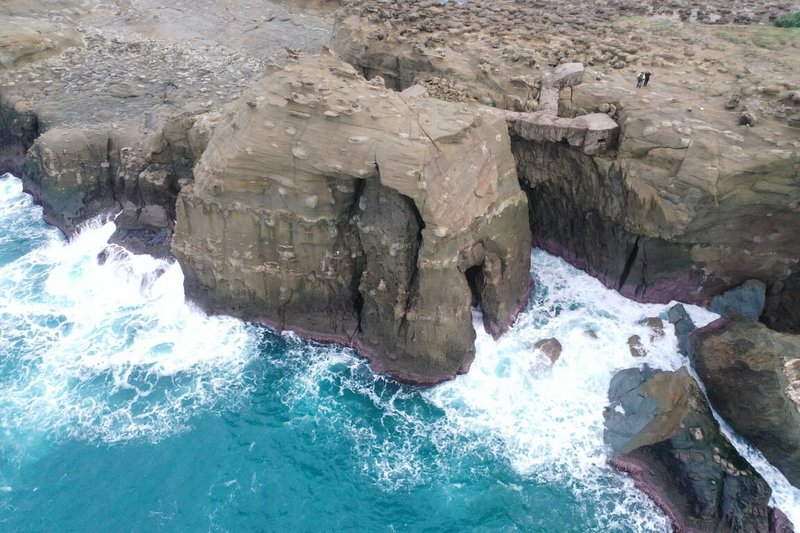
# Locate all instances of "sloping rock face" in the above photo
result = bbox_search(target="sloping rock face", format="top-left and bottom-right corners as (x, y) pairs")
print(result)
(690, 320), (800, 488)
(171, 53), (532, 384)
(515, 116), (800, 315)
(604, 366), (782, 532)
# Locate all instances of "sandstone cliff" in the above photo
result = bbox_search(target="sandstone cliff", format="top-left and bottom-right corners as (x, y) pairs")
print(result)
(0, 0), (331, 255)
(330, 1), (800, 334)
(171, 53), (532, 384)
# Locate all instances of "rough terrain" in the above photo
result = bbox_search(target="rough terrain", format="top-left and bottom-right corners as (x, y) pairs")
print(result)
(172, 52), (532, 383)
(1, 0), (332, 255)
(2, 0), (800, 528)
(331, 0), (800, 334)
(605, 365), (786, 533)
(691, 319), (800, 489)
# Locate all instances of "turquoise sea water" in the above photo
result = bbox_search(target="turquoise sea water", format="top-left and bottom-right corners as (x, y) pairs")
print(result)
(1, 173), (798, 532)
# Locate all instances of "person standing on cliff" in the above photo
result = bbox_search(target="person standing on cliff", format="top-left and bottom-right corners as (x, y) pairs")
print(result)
(643, 70), (652, 87)
(636, 71), (645, 89)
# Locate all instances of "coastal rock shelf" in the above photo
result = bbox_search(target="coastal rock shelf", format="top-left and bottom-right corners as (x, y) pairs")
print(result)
(171, 53), (532, 384)
(331, 0), (800, 333)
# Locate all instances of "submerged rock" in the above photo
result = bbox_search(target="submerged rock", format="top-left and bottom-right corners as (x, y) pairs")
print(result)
(690, 319), (800, 488)
(172, 52), (532, 385)
(604, 366), (788, 532)
(626, 335), (646, 357)
(533, 337), (562, 364)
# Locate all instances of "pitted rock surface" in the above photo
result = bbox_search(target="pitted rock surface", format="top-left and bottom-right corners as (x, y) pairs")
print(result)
(172, 53), (532, 384)
(330, 0), (800, 332)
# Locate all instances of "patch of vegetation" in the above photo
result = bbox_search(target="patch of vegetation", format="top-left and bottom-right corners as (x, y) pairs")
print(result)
(774, 12), (800, 28)
(714, 26), (800, 50)
(619, 16), (676, 34)
(716, 31), (748, 45)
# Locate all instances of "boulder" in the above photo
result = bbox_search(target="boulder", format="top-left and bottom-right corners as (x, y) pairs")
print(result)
(171, 52), (532, 384)
(709, 279), (766, 321)
(604, 366), (782, 532)
(627, 334), (646, 357)
(533, 337), (562, 364)
(0, 17), (84, 69)
(690, 319), (800, 488)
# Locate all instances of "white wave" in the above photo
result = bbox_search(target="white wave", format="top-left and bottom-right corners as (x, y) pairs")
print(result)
(0, 175), (258, 447)
(423, 250), (714, 531)
(277, 250), (723, 530)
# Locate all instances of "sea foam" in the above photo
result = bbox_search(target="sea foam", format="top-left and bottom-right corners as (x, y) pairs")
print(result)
(0, 174), (258, 451)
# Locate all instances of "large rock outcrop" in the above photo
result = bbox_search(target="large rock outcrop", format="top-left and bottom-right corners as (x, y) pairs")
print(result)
(330, 0), (800, 334)
(516, 115), (800, 314)
(690, 320), (800, 489)
(171, 52), (532, 384)
(604, 366), (788, 532)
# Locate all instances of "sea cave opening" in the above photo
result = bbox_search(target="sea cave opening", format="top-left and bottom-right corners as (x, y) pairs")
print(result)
(465, 263), (485, 311)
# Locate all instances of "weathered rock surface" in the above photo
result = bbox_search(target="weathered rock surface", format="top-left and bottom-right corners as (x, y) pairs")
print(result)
(690, 319), (800, 488)
(330, 0), (800, 334)
(0, 0), (332, 254)
(605, 365), (786, 532)
(0, 17), (84, 69)
(171, 52), (532, 384)
(533, 337), (562, 364)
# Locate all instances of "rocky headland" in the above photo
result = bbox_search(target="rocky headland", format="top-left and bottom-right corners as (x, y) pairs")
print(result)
(2, 0), (800, 528)
(171, 52), (532, 384)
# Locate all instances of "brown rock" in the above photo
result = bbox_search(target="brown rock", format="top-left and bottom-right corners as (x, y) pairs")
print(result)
(627, 334), (647, 357)
(172, 52), (532, 385)
(533, 337), (562, 364)
(690, 319), (800, 488)
(604, 366), (781, 533)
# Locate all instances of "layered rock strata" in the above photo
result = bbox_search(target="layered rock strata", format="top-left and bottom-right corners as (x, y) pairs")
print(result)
(690, 319), (800, 488)
(171, 53), (532, 384)
(330, 0), (800, 333)
(604, 366), (788, 532)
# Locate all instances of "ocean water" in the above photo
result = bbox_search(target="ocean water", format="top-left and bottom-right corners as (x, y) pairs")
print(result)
(1, 172), (798, 532)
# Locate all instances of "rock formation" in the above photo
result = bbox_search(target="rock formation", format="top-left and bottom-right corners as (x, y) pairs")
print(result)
(604, 365), (786, 532)
(171, 52), (532, 384)
(0, 0), (332, 255)
(690, 319), (800, 488)
(330, 0), (800, 335)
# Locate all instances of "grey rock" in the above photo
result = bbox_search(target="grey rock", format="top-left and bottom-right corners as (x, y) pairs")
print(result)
(709, 279), (767, 321)
(605, 366), (779, 533)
